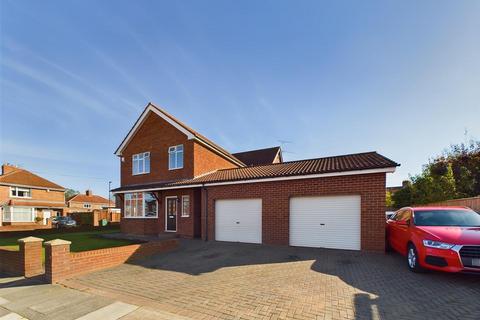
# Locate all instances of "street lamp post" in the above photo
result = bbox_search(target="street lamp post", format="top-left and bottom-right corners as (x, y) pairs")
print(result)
(108, 181), (112, 208)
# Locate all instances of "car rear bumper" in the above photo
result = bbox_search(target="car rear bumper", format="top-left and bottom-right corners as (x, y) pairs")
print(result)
(420, 246), (480, 273)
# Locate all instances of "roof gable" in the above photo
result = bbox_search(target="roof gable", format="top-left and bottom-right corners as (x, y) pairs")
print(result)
(233, 146), (282, 166)
(115, 103), (245, 167)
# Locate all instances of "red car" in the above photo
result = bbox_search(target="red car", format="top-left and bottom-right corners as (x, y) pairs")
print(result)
(386, 206), (480, 273)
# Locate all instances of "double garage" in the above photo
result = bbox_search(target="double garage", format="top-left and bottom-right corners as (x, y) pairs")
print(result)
(215, 195), (361, 251)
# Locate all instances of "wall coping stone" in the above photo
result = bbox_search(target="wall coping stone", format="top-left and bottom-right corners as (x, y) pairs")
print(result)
(44, 239), (72, 246)
(17, 236), (44, 243)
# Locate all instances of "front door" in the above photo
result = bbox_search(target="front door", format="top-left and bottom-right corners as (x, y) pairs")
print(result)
(43, 210), (51, 225)
(166, 197), (177, 232)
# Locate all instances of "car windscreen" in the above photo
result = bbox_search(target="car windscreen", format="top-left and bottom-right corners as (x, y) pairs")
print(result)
(414, 209), (480, 227)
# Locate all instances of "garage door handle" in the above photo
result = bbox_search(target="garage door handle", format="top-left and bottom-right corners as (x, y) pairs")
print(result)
(320, 223), (325, 226)
(236, 221), (240, 224)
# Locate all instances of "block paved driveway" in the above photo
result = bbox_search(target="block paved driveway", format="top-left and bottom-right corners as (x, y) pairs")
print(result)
(65, 240), (480, 320)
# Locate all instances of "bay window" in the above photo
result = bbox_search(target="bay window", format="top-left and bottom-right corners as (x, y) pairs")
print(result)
(124, 192), (158, 218)
(2, 207), (35, 222)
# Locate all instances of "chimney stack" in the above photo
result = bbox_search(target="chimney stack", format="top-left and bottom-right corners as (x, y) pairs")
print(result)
(2, 163), (18, 175)
(86, 190), (92, 196)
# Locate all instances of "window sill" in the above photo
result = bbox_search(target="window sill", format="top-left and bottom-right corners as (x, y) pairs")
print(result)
(10, 196), (32, 199)
(181, 215), (190, 218)
(123, 216), (158, 219)
(168, 167), (183, 171)
(132, 172), (150, 176)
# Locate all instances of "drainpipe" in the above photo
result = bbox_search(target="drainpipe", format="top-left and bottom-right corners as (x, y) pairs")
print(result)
(202, 185), (208, 241)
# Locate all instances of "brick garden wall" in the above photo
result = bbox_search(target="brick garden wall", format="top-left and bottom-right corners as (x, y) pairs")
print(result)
(202, 173), (387, 251)
(0, 237), (43, 277)
(0, 248), (22, 276)
(45, 239), (178, 283)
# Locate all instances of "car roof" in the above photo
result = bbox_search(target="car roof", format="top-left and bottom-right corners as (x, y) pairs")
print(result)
(403, 206), (471, 211)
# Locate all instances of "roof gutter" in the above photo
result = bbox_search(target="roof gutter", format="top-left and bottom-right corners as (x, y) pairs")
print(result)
(112, 167), (397, 194)
(0, 183), (65, 192)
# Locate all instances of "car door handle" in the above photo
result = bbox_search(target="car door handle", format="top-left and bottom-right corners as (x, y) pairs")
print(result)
(320, 223), (325, 226)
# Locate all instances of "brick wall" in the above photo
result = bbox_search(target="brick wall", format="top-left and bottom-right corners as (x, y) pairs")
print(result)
(121, 112), (195, 185)
(0, 186), (64, 209)
(30, 189), (65, 202)
(193, 142), (238, 176)
(120, 111), (240, 186)
(44, 239), (178, 283)
(0, 237), (43, 277)
(202, 173), (387, 251)
(0, 248), (22, 275)
(120, 188), (200, 238)
(0, 186), (9, 207)
(67, 201), (109, 212)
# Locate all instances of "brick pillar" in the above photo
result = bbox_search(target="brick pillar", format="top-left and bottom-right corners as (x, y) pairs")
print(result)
(18, 236), (43, 277)
(44, 239), (71, 283)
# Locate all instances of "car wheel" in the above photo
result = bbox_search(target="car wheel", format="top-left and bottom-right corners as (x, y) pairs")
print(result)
(407, 243), (423, 273)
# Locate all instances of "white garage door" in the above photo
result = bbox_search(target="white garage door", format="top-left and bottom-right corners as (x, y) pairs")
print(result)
(290, 195), (361, 250)
(215, 199), (262, 244)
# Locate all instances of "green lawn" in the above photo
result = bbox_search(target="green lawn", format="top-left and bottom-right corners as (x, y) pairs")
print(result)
(0, 229), (139, 256)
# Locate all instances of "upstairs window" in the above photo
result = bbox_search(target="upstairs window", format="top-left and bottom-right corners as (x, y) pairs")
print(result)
(10, 187), (31, 198)
(132, 152), (150, 175)
(83, 203), (92, 209)
(168, 145), (184, 170)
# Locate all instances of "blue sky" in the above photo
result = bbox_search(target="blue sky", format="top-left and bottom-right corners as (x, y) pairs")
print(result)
(1, 1), (479, 197)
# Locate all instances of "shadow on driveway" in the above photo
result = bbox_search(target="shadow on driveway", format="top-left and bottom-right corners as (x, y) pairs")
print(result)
(0, 274), (45, 290)
(85, 239), (480, 320)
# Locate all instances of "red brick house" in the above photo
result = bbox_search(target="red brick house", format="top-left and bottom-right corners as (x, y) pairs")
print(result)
(0, 164), (66, 227)
(66, 190), (110, 213)
(113, 103), (399, 251)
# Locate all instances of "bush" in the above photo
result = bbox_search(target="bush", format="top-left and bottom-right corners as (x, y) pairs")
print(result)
(392, 140), (480, 207)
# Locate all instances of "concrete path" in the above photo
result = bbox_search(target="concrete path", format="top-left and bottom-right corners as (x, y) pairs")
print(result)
(0, 275), (184, 320)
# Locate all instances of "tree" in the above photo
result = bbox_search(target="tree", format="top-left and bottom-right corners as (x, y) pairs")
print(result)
(65, 188), (79, 200)
(392, 181), (413, 208)
(386, 191), (394, 209)
(391, 140), (480, 207)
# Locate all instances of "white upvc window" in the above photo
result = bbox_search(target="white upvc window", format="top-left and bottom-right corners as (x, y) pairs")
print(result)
(132, 152), (150, 175)
(83, 203), (92, 209)
(124, 192), (158, 218)
(168, 145), (184, 170)
(2, 206), (35, 222)
(181, 195), (190, 217)
(10, 187), (31, 198)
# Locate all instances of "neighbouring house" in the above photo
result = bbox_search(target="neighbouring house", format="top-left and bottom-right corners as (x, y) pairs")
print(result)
(0, 164), (66, 227)
(112, 103), (399, 252)
(386, 180), (409, 196)
(66, 190), (111, 213)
